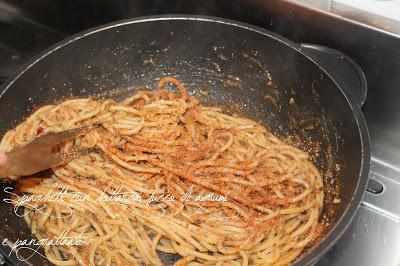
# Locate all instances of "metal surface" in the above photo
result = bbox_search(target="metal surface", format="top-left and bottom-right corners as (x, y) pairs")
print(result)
(317, 197), (400, 266)
(331, 0), (400, 34)
(284, 0), (400, 34)
(316, 159), (400, 266)
(0, 15), (370, 265)
(284, 0), (332, 11)
(0, 127), (84, 178)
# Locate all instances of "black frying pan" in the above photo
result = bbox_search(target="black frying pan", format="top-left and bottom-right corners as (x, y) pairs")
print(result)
(0, 15), (370, 265)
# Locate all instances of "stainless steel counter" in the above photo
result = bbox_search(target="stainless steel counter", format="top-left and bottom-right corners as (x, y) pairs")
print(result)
(317, 159), (400, 265)
(286, 0), (400, 34)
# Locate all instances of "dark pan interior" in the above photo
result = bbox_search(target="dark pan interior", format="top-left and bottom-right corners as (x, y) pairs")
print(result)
(0, 17), (364, 265)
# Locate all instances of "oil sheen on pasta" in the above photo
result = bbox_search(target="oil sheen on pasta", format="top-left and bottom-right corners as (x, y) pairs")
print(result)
(0, 77), (324, 266)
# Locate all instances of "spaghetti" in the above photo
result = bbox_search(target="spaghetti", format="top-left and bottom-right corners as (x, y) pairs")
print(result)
(0, 77), (324, 265)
